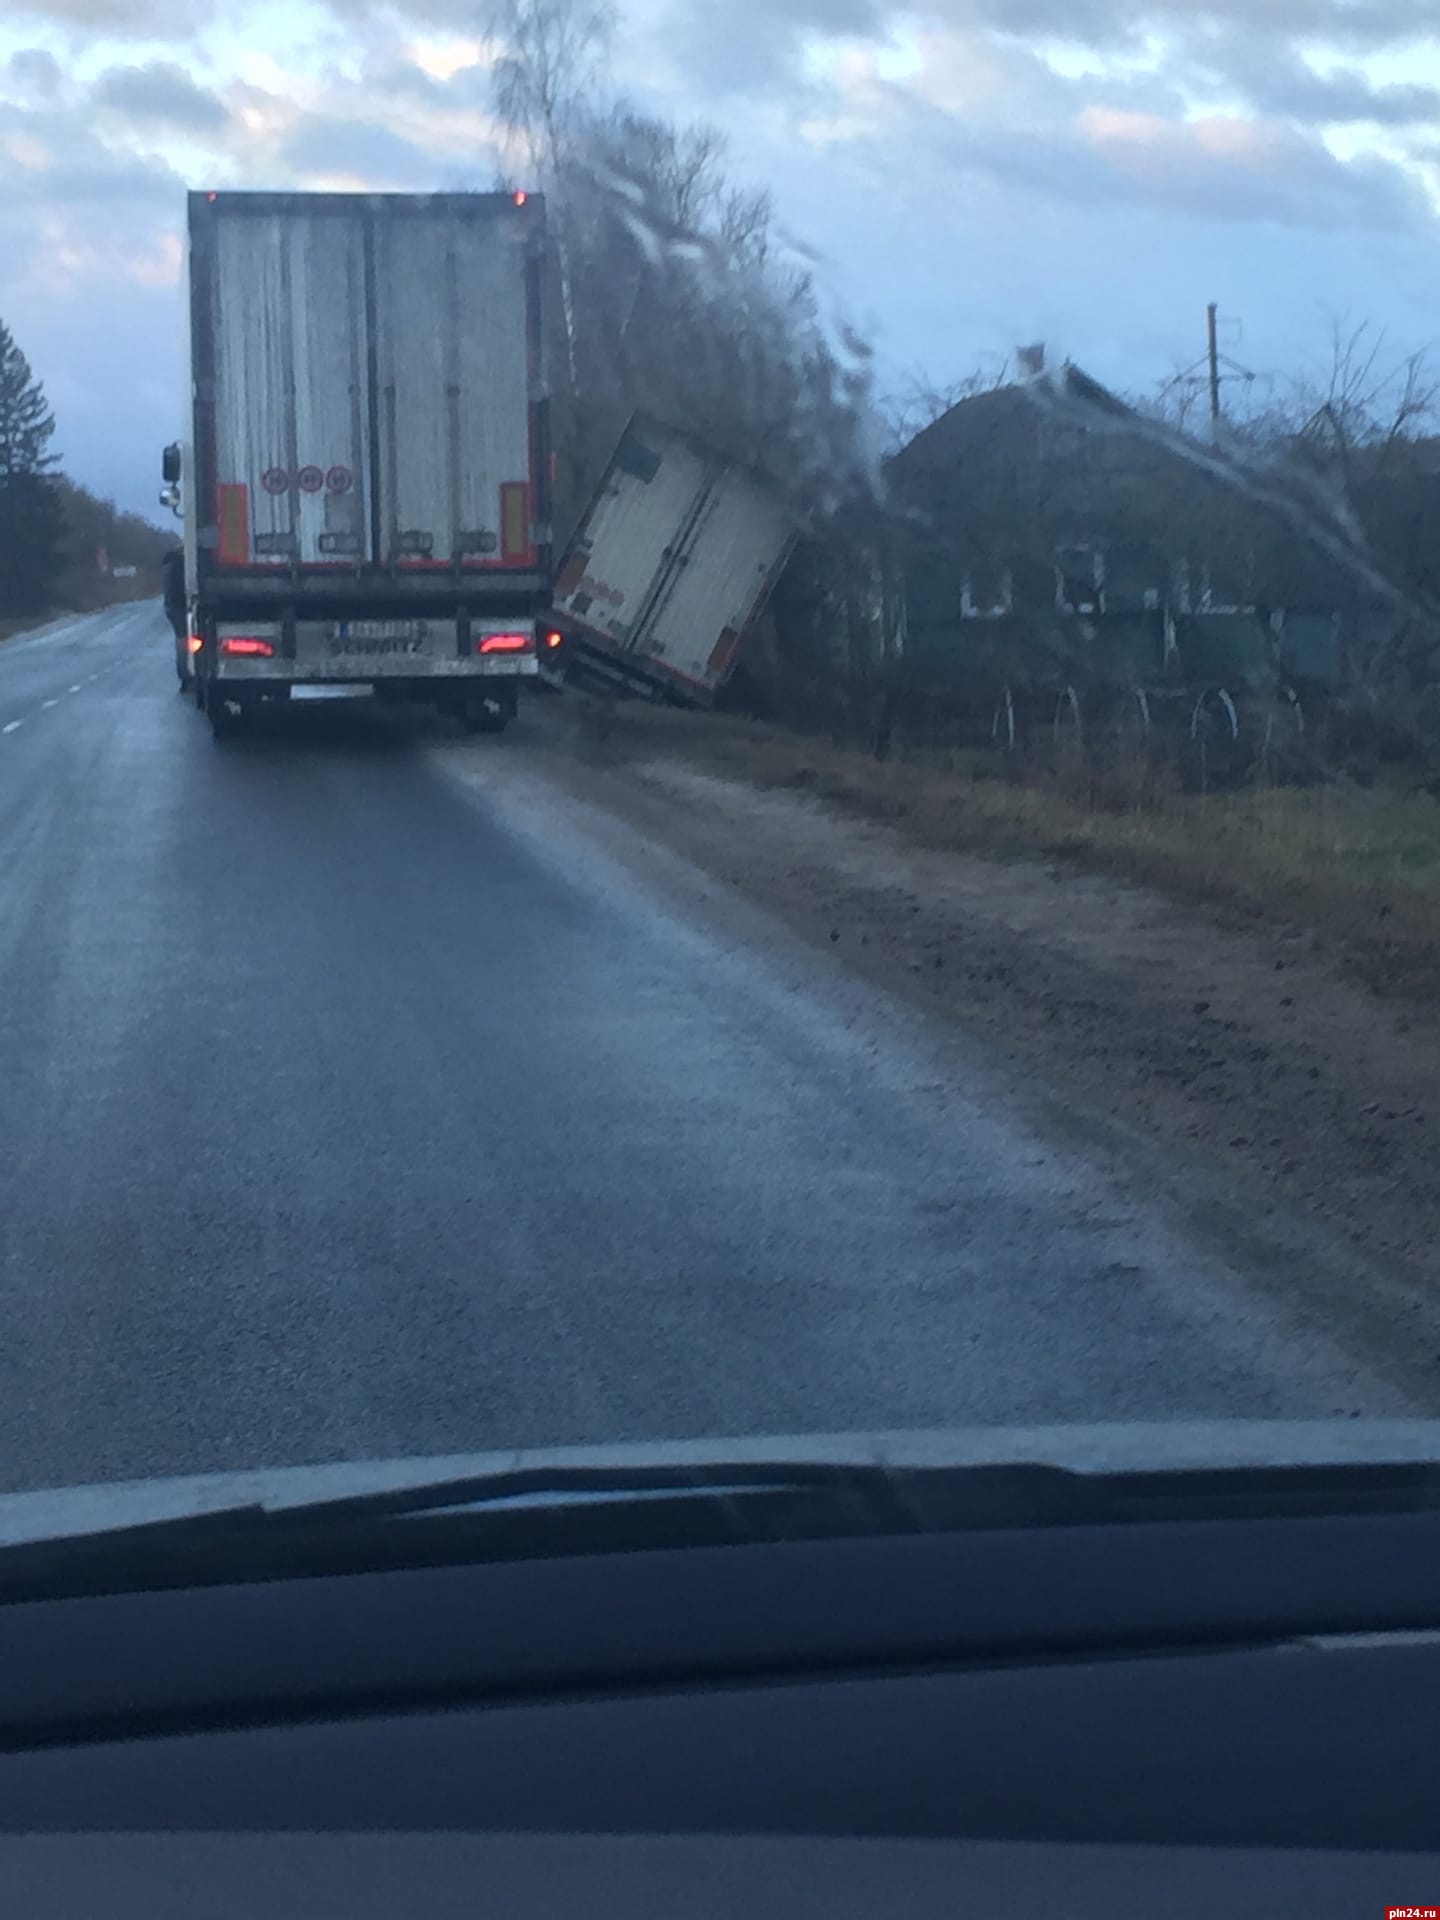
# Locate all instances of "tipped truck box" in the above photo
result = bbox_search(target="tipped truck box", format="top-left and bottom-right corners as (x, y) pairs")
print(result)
(554, 419), (795, 705)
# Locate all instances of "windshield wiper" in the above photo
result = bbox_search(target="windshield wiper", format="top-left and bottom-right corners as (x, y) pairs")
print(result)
(2, 1454), (1439, 1603)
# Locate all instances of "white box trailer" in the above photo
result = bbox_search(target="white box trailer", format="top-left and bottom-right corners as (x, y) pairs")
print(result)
(166, 190), (553, 736)
(553, 418), (795, 705)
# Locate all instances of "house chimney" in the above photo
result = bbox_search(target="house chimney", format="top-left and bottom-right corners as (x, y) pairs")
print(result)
(1017, 343), (1045, 378)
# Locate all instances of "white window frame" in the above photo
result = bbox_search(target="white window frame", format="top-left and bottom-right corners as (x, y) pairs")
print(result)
(961, 568), (1014, 621)
(1054, 544), (1106, 616)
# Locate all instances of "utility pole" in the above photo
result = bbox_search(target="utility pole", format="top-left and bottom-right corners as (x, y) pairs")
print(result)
(1158, 307), (1255, 432)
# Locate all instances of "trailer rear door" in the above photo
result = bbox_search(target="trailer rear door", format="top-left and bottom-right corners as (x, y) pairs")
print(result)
(639, 465), (795, 692)
(554, 429), (709, 653)
(370, 202), (536, 571)
(205, 202), (372, 570)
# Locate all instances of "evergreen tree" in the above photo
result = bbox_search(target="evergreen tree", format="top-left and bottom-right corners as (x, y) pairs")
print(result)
(0, 316), (64, 618)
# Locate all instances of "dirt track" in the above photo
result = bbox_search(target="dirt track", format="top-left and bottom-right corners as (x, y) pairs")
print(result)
(528, 697), (1440, 1322)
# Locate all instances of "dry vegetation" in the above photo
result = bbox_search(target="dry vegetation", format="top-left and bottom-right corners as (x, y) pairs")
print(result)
(594, 702), (1440, 1000)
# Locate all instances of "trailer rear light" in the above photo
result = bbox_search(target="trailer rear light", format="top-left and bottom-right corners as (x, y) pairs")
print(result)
(545, 630), (563, 650)
(186, 634), (203, 655)
(220, 636), (275, 657)
(476, 632), (533, 654)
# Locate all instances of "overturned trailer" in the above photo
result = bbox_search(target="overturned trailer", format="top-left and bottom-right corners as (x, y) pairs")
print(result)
(552, 417), (796, 706)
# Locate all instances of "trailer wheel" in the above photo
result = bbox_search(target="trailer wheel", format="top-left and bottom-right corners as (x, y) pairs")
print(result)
(459, 689), (515, 735)
(205, 681), (239, 740)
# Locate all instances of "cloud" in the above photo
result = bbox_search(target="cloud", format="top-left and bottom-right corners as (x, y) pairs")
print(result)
(3, 47), (65, 98)
(6, 0), (215, 30)
(739, 14), (1433, 235)
(280, 115), (457, 188)
(209, 60), (504, 185)
(0, 77), (184, 312)
(94, 61), (231, 131)
(1139, 16), (1440, 127)
(0, 100), (182, 219)
(650, 0), (1439, 100)
(3, 0), (1439, 521)
(947, 0), (1439, 50)
(647, 0), (875, 95)
(0, 79), (191, 512)
(406, 34), (490, 82)
(907, 94), (1424, 235)
(1228, 59), (1440, 126)
(1071, 105), (1426, 225)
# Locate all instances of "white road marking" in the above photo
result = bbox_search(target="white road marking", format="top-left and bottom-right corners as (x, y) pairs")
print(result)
(2, 721), (21, 735)
(68, 684), (81, 694)
(41, 698), (58, 709)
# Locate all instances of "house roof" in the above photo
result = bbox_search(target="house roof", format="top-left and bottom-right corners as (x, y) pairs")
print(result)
(890, 362), (1141, 480)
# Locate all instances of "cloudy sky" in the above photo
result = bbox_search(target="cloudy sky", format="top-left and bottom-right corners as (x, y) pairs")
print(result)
(3, 0), (1439, 517)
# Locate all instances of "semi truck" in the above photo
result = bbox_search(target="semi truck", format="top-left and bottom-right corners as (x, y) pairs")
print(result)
(161, 190), (554, 737)
(551, 417), (795, 706)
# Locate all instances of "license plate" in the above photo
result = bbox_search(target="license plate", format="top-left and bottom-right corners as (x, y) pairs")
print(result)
(334, 621), (428, 643)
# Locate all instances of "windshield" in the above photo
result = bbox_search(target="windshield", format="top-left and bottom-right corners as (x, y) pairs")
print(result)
(0, 0), (1437, 1527)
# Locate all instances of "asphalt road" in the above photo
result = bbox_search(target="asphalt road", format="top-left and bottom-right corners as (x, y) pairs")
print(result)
(0, 605), (1421, 1494)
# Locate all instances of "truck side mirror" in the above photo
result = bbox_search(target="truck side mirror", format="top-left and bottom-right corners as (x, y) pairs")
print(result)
(162, 443), (182, 485)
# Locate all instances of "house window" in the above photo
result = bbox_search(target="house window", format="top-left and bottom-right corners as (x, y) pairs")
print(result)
(1196, 562), (1250, 615)
(961, 565), (1013, 619)
(1055, 545), (1105, 615)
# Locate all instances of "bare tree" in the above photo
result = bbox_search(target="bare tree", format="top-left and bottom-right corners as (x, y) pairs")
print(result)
(883, 363), (1012, 449)
(487, 0), (614, 178)
(484, 0), (884, 697)
(497, 75), (878, 512)
(487, 0), (615, 402)
(1279, 319), (1439, 510)
(1136, 316), (1440, 701)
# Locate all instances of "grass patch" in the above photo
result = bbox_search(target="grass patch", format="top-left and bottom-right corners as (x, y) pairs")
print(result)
(602, 703), (1440, 997)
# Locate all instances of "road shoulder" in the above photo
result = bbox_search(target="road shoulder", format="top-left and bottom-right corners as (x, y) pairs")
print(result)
(498, 699), (1440, 1334)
